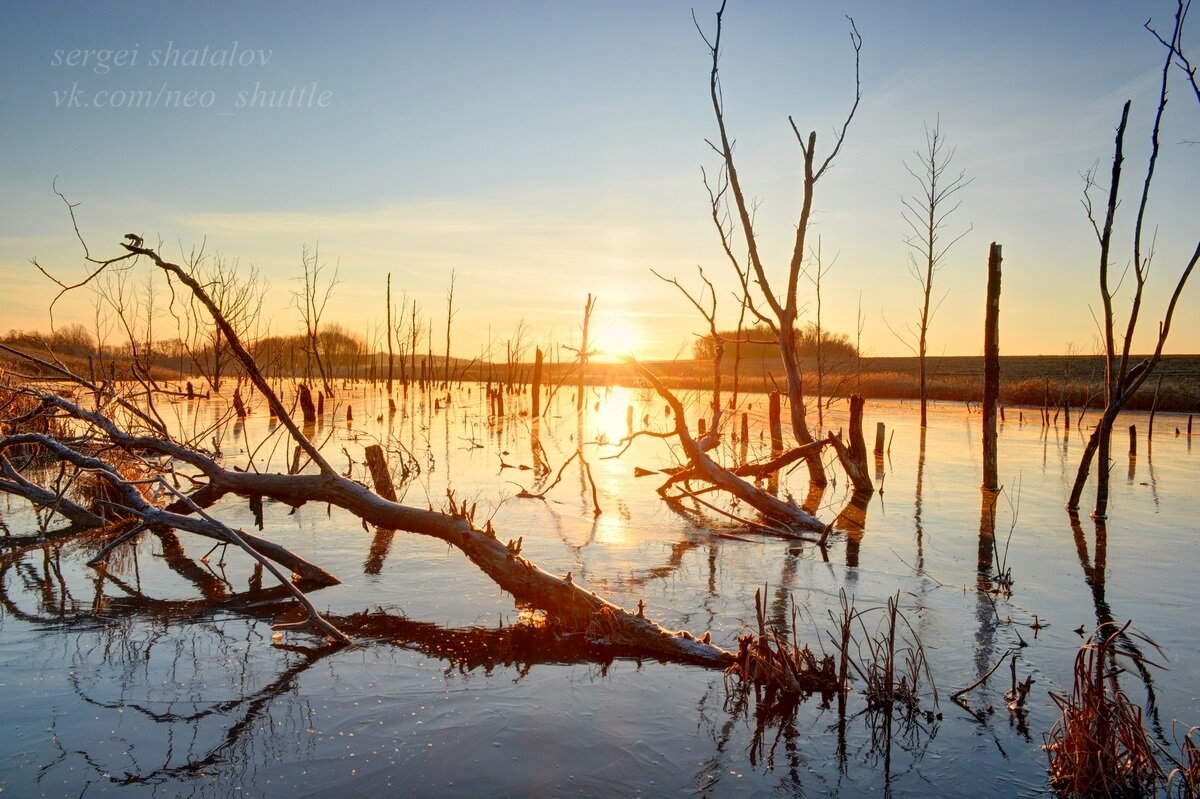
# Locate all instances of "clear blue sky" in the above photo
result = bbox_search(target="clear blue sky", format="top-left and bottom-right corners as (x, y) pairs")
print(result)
(1, 1), (1196, 360)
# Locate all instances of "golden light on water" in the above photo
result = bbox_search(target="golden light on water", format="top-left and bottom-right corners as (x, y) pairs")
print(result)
(592, 513), (629, 546)
(587, 386), (641, 446)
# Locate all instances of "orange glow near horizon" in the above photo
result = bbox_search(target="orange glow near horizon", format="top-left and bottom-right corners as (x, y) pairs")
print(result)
(590, 320), (641, 362)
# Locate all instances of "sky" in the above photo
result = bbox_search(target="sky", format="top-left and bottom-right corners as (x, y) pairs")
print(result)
(1, 1), (1197, 361)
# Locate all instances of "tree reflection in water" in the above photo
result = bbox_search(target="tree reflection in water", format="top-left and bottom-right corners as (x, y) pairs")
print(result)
(0, 534), (689, 789)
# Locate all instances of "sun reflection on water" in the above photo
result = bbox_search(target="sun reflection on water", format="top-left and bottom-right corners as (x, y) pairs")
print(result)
(586, 386), (643, 446)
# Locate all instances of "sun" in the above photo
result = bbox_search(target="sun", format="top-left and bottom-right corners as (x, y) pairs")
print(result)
(592, 320), (640, 360)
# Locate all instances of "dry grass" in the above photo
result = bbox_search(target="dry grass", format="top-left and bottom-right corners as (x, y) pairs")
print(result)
(724, 586), (838, 706)
(820, 589), (938, 720)
(475, 354), (1198, 412)
(1165, 725), (1200, 798)
(724, 587), (937, 720)
(1045, 621), (1167, 798)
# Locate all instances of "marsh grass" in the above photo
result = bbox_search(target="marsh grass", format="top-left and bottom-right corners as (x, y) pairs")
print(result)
(1045, 621), (1169, 797)
(725, 586), (937, 723)
(724, 585), (838, 705)
(1165, 725), (1200, 798)
(844, 591), (937, 716)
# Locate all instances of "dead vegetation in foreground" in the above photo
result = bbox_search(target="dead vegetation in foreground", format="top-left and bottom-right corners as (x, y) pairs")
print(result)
(1046, 622), (1199, 799)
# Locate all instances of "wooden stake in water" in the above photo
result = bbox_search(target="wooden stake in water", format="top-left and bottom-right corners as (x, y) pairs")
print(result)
(874, 422), (886, 456)
(769, 392), (783, 456)
(1128, 424), (1137, 457)
(364, 444), (397, 502)
(1148, 373), (1162, 441)
(531, 347), (543, 418)
(982, 242), (1003, 492)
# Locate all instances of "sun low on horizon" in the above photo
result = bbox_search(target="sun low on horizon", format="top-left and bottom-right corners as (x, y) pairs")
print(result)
(590, 318), (642, 362)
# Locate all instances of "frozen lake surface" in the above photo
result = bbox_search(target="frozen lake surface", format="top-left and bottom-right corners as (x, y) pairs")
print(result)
(2, 382), (1197, 797)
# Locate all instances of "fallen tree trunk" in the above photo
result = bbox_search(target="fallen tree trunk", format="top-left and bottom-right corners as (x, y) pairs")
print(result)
(624, 357), (827, 536)
(3, 381), (732, 664)
(4, 234), (736, 664)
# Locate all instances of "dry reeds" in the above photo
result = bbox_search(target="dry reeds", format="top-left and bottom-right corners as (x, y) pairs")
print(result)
(0, 383), (61, 445)
(834, 590), (937, 716)
(1045, 621), (1164, 798)
(725, 585), (838, 706)
(725, 586), (938, 723)
(1165, 725), (1200, 798)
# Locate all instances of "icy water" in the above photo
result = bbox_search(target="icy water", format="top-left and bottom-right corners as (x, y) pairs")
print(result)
(1, 383), (1197, 798)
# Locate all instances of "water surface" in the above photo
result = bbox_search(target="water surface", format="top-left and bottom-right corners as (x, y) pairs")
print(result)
(2, 383), (1196, 797)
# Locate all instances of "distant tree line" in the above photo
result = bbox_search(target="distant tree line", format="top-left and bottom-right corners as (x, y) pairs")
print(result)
(3, 324), (96, 357)
(692, 324), (858, 363)
(2, 324), (370, 385)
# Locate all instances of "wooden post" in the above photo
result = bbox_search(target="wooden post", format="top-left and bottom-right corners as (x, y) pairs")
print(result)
(1128, 424), (1137, 456)
(873, 422), (886, 456)
(364, 444), (397, 501)
(531, 347), (543, 418)
(386, 273), (393, 395)
(982, 242), (1002, 492)
(740, 412), (749, 444)
(698, 418), (707, 437)
(830, 393), (874, 493)
(577, 293), (593, 413)
(1043, 378), (1051, 427)
(1148, 373), (1162, 441)
(626, 405), (634, 435)
(298, 383), (316, 424)
(768, 392), (783, 455)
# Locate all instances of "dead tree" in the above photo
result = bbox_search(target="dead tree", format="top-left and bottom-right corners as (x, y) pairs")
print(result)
(637, 266), (868, 530)
(570, 294), (596, 412)
(386, 273), (394, 394)
(2, 222), (732, 666)
(444, 268), (456, 386)
(698, 1), (862, 488)
(625, 356), (829, 537)
(292, 244), (338, 397)
(1067, 2), (1198, 519)
(174, 251), (265, 394)
(626, 4), (873, 530)
(899, 118), (972, 429)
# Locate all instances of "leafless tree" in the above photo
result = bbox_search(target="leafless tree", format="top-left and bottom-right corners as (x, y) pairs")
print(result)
(443, 268), (458, 386)
(386, 273), (394, 393)
(408, 299), (422, 387)
(504, 319), (532, 389)
(805, 237), (859, 430)
(899, 118), (972, 429)
(169, 250), (265, 394)
(697, 0), (862, 489)
(1067, 0), (1197, 519)
(602, 6), (872, 538)
(2, 215), (733, 666)
(570, 294), (596, 412)
(292, 244), (338, 397)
